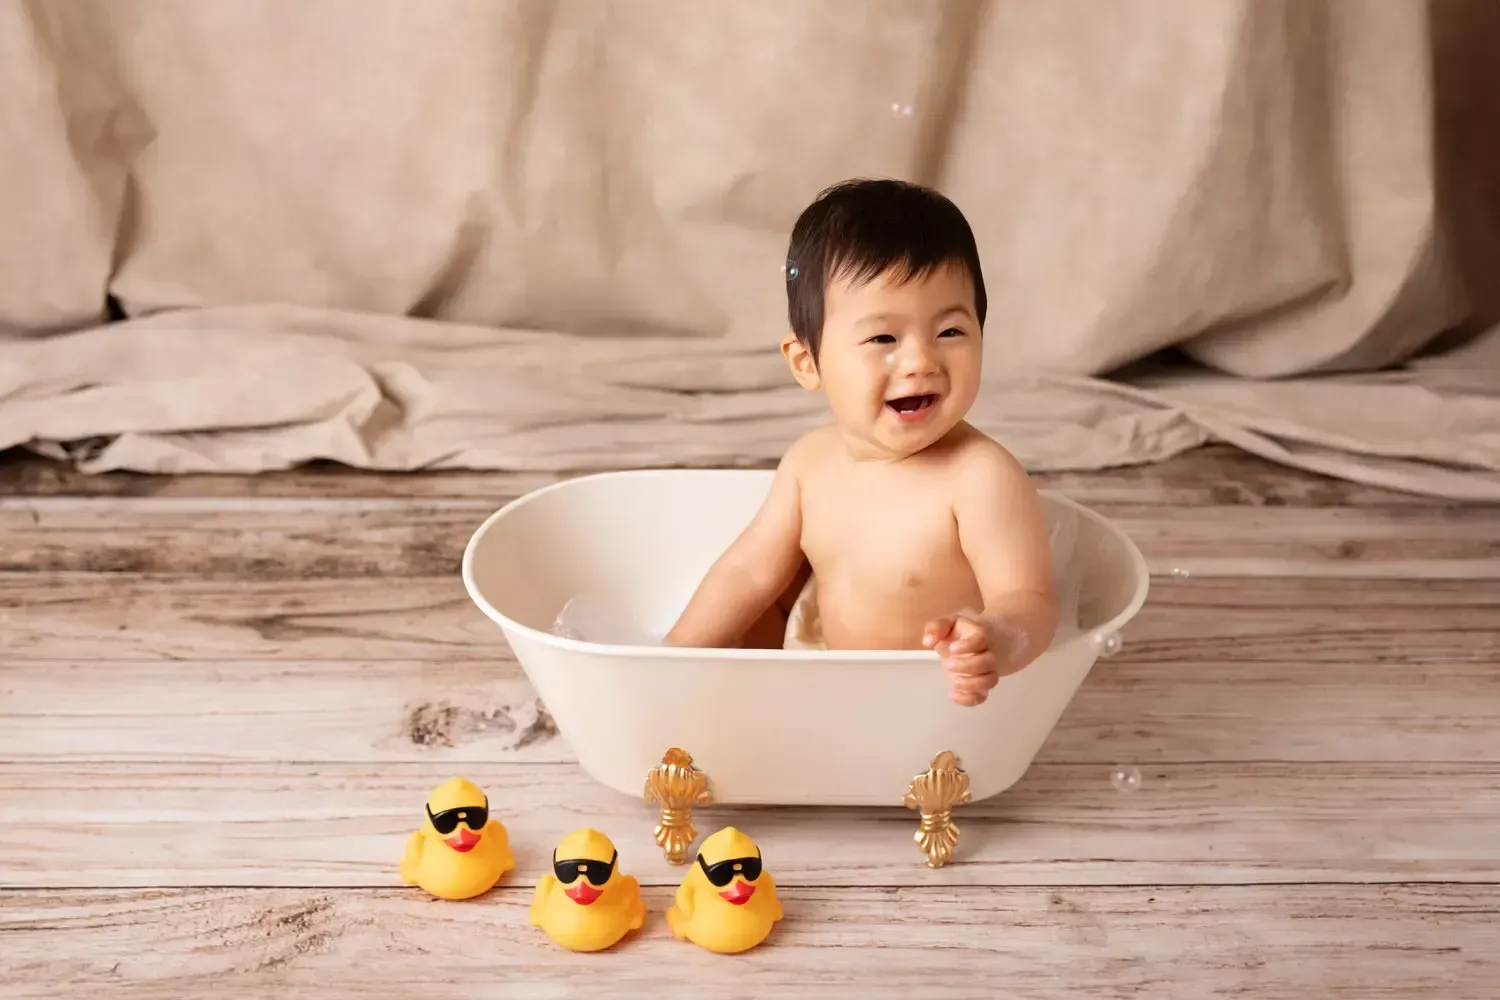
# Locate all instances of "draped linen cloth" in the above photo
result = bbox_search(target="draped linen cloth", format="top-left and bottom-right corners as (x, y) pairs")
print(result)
(2, 0), (1497, 498)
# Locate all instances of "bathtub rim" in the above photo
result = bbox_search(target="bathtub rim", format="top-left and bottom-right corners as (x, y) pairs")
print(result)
(460, 467), (1150, 662)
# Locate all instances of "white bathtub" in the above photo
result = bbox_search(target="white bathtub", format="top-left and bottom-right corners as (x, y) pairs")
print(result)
(461, 469), (1149, 808)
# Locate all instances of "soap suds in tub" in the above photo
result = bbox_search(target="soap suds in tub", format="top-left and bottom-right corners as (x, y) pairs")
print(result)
(550, 593), (664, 646)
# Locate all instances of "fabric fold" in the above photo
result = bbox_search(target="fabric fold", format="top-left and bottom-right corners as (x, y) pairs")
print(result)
(0, 0), (1496, 499)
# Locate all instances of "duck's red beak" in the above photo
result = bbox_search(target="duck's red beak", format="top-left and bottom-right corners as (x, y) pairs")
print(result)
(565, 881), (603, 906)
(444, 827), (482, 853)
(719, 880), (756, 905)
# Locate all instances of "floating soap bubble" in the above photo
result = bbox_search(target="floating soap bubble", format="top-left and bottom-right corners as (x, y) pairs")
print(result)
(1171, 567), (1191, 579)
(550, 593), (656, 645)
(1091, 629), (1123, 658)
(782, 261), (799, 281)
(890, 102), (916, 118)
(1110, 765), (1142, 793)
(550, 599), (584, 639)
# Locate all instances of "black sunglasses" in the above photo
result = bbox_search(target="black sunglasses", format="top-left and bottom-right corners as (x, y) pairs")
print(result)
(427, 799), (488, 836)
(553, 849), (618, 887)
(696, 852), (762, 888)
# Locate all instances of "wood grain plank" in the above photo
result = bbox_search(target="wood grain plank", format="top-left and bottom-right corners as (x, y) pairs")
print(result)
(2, 884), (1490, 997)
(0, 574), (491, 661)
(0, 659), (563, 763)
(0, 454), (572, 501)
(3, 497), (1495, 578)
(5, 575), (1493, 665)
(3, 651), (1495, 767)
(0, 444), (1464, 507)
(2, 762), (1497, 888)
(4, 447), (1491, 999)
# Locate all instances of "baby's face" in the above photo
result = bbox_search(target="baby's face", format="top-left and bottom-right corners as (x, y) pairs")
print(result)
(796, 262), (983, 461)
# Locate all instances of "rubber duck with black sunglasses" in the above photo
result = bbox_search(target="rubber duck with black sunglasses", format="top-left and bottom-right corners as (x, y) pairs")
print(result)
(530, 827), (646, 951)
(666, 826), (782, 954)
(399, 776), (515, 900)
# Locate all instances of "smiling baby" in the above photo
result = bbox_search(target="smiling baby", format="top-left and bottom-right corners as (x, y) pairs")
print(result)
(665, 178), (1058, 706)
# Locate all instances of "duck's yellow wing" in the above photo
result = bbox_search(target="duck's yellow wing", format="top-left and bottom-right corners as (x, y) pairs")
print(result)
(765, 872), (783, 921)
(529, 875), (556, 926)
(621, 874), (646, 929)
(665, 879), (696, 937)
(398, 831), (424, 885)
(485, 821), (516, 873)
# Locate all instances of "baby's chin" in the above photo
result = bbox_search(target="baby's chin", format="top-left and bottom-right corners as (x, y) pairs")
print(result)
(836, 413), (961, 460)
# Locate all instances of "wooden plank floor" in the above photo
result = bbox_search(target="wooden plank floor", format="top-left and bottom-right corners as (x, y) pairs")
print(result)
(1, 444), (1496, 998)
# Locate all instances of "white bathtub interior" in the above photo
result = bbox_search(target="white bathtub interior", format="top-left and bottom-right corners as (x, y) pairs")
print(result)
(463, 469), (1149, 807)
(551, 484), (1086, 647)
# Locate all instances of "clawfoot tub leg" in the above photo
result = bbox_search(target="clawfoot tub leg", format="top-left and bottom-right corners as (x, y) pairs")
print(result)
(643, 747), (713, 865)
(902, 751), (972, 868)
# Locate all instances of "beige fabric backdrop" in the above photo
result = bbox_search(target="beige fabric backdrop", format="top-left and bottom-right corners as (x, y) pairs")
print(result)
(1, 0), (1497, 497)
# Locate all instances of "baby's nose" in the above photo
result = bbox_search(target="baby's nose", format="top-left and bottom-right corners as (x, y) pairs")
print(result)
(898, 340), (939, 375)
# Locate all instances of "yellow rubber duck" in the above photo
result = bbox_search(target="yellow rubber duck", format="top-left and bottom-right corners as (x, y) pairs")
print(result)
(665, 826), (782, 954)
(399, 776), (514, 900)
(529, 828), (646, 951)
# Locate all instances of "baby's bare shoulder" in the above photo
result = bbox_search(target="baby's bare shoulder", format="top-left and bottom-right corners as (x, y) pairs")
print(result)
(779, 424), (843, 478)
(944, 429), (1037, 503)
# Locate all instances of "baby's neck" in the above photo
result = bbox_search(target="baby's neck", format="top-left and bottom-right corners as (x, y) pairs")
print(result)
(835, 421), (974, 465)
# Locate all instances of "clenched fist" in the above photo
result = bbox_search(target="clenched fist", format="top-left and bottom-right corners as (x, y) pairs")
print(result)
(922, 611), (1030, 707)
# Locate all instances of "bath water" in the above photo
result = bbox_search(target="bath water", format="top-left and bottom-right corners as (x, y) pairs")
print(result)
(551, 592), (664, 646)
(549, 504), (1090, 649)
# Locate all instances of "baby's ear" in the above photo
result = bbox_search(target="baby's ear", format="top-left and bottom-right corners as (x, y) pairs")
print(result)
(781, 333), (821, 390)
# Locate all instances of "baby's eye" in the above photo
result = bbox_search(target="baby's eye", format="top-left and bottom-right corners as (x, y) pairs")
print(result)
(865, 334), (897, 344)
(938, 327), (965, 338)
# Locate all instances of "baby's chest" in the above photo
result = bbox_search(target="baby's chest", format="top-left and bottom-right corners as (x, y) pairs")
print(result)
(799, 482), (961, 581)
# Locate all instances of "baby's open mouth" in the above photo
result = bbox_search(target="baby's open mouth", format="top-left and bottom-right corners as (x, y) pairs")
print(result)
(886, 394), (936, 414)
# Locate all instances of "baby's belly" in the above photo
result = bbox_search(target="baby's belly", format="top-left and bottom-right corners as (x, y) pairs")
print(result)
(812, 568), (983, 651)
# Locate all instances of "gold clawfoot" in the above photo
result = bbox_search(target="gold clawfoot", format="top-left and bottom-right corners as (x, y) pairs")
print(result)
(643, 747), (713, 865)
(902, 750), (972, 868)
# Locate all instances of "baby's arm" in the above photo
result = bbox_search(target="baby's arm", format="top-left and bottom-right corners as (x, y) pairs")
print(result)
(663, 440), (808, 649)
(944, 441), (1058, 673)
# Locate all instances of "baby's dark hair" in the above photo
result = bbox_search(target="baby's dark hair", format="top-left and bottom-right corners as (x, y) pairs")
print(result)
(784, 178), (986, 361)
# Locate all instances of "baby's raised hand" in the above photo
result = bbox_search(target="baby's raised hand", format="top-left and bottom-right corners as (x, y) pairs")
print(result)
(922, 611), (1025, 707)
